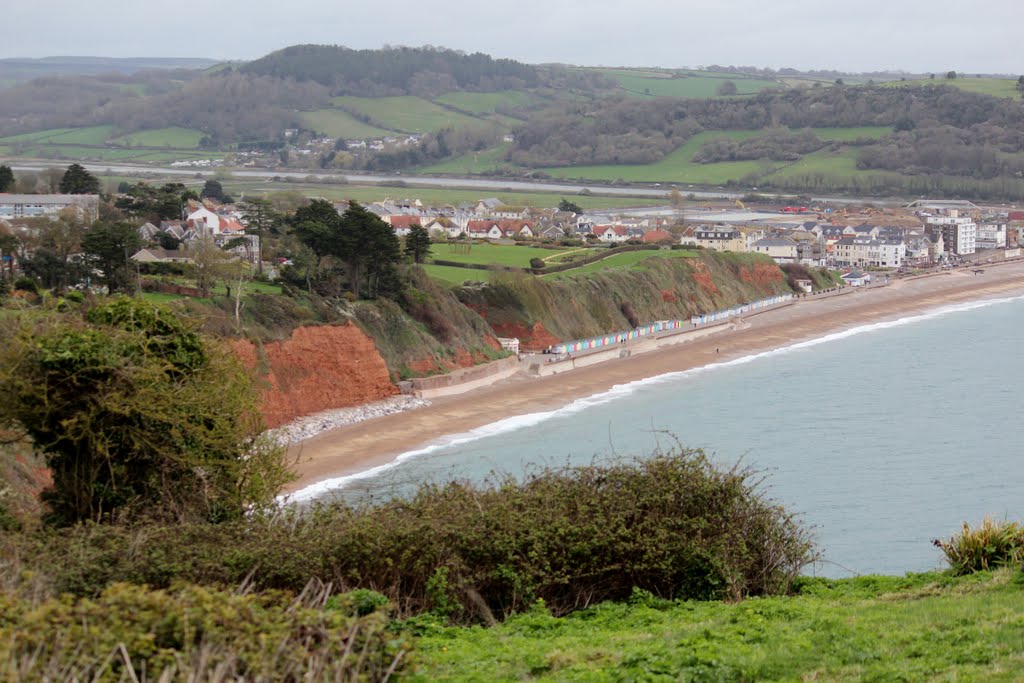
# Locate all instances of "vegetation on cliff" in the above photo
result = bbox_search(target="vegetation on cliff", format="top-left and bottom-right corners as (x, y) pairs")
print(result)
(459, 250), (791, 348)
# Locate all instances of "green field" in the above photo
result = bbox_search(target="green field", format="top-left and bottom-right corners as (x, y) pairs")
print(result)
(0, 126), (114, 145)
(418, 144), (513, 174)
(109, 127), (205, 148)
(301, 109), (393, 138)
(544, 130), (771, 184)
(546, 250), (697, 279)
(600, 69), (781, 99)
(420, 264), (495, 286)
(434, 90), (532, 113)
(411, 570), (1024, 681)
(883, 77), (1023, 99)
(332, 96), (493, 134)
(429, 242), (568, 267)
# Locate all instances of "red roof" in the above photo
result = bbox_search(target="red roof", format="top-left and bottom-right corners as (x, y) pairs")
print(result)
(220, 218), (246, 233)
(389, 215), (422, 228)
(598, 225), (628, 236)
(642, 229), (673, 243)
(466, 220), (498, 233)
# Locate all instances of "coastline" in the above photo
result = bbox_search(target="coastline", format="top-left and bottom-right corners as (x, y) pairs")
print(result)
(283, 261), (1024, 500)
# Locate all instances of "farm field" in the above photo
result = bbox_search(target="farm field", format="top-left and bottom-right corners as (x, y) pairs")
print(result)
(882, 77), (1022, 99)
(332, 96), (494, 134)
(0, 126), (114, 145)
(430, 242), (569, 267)
(599, 68), (781, 98)
(544, 130), (772, 184)
(545, 249), (697, 279)
(418, 144), (513, 174)
(301, 109), (393, 138)
(109, 127), (205, 148)
(435, 90), (532, 113)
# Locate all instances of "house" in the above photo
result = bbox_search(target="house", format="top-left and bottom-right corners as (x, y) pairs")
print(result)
(642, 229), (674, 244)
(474, 198), (503, 215)
(683, 224), (745, 252)
(976, 223), (1007, 250)
(466, 220), (503, 240)
(793, 278), (814, 293)
(595, 225), (629, 243)
(498, 220), (534, 239)
(424, 217), (463, 239)
(388, 215), (422, 237)
(539, 225), (566, 240)
(137, 222), (162, 241)
(0, 193), (99, 221)
(130, 248), (193, 264)
(186, 207), (222, 235)
(833, 236), (906, 268)
(750, 237), (799, 263)
(841, 269), (871, 287)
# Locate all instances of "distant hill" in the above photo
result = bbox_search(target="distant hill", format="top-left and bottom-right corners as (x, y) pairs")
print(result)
(0, 56), (221, 85)
(241, 44), (540, 96)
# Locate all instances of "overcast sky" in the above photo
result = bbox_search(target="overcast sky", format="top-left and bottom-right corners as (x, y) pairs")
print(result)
(4, 0), (1020, 74)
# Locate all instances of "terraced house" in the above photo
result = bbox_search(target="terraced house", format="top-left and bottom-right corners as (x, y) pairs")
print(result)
(833, 235), (906, 268)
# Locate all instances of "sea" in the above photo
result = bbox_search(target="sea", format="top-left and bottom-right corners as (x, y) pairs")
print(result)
(306, 293), (1024, 578)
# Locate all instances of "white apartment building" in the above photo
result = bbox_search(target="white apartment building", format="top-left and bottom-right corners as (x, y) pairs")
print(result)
(926, 210), (976, 256)
(0, 193), (99, 221)
(976, 223), (1007, 250)
(833, 236), (906, 268)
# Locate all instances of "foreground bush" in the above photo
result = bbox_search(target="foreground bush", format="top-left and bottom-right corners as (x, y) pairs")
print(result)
(3, 451), (817, 622)
(933, 517), (1024, 575)
(0, 583), (407, 681)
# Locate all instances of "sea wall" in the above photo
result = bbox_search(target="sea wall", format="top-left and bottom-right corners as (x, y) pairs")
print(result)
(411, 356), (521, 399)
(233, 323), (398, 428)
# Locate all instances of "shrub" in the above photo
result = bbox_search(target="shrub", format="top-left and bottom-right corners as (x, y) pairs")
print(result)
(12, 276), (37, 294)
(0, 582), (407, 680)
(5, 450), (817, 623)
(933, 518), (1024, 575)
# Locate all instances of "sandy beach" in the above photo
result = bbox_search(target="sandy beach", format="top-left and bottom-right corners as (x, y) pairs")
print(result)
(284, 261), (1024, 496)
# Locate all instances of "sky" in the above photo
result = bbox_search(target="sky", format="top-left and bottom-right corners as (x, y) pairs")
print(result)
(3, 0), (1020, 74)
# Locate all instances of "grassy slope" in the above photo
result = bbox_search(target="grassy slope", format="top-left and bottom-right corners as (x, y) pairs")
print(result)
(544, 250), (697, 279)
(418, 144), (513, 174)
(301, 109), (393, 138)
(882, 77), (1023, 99)
(430, 243), (569, 267)
(411, 570), (1024, 681)
(332, 96), (493, 134)
(108, 127), (205, 148)
(598, 69), (781, 98)
(435, 91), (532, 113)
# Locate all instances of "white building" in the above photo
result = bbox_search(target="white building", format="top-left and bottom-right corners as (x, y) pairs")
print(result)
(976, 223), (1007, 250)
(0, 193), (99, 221)
(750, 237), (798, 264)
(833, 236), (906, 268)
(926, 210), (976, 256)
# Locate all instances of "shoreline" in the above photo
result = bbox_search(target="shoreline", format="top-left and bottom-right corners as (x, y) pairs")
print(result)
(283, 262), (1024, 499)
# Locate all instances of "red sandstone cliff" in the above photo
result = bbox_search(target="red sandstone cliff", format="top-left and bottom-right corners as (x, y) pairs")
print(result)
(233, 323), (398, 428)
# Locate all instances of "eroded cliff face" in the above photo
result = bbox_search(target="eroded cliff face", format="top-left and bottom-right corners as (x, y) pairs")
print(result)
(233, 323), (397, 428)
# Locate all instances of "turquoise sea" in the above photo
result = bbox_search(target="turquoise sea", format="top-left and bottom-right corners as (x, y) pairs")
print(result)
(308, 294), (1024, 577)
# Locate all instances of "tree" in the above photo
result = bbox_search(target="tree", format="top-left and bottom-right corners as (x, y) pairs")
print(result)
(115, 182), (190, 221)
(59, 163), (100, 195)
(1017, 76), (1024, 93)
(0, 165), (14, 192)
(404, 225), (432, 264)
(717, 80), (739, 96)
(200, 179), (230, 203)
(82, 221), (142, 294)
(946, 71), (957, 80)
(241, 198), (278, 276)
(0, 298), (291, 524)
(558, 198), (583, 213)
(189, 236), (235, 297)
(834, 78), (845, 86)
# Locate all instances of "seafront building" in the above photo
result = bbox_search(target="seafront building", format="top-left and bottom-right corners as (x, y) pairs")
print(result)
(925, 210), (977, 256)
(0, 193), (99, 221)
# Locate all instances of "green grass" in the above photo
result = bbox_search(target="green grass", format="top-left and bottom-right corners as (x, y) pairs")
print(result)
(434, 91), (532, 113)
(544, 130), (772, 184)
(421, 264), (495, 286)
(882, 77), (1023, 99)
(599, 69), (780, 99)
(141, 292), (190, 304)
(301, 109), (393, 138)
(332, 96), (493, 134)
(109, 127), (205, 148)
(410, 570), (1024, 681)
(0, 126), (113, 145)
(429, 243), (568, 268)
(418, 144), (513, 174)
(546, 250), (697, 279)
